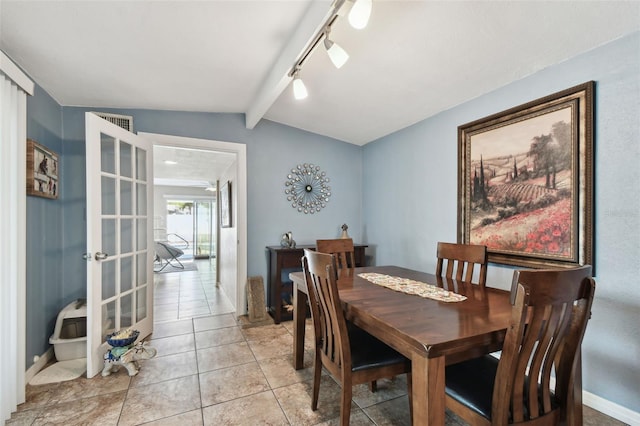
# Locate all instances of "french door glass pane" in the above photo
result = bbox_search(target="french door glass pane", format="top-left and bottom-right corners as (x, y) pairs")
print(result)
(136, 252), (147, 286)
(136, 147), (146, 181)
(137, 218), (147, 250)
(120, 142), (132, 178)
(101, 176), (116, 215)
(120, 180), (132, 215)
(121, 219), (133, 254)
(121, 255), (133, 292)
(101, 259), (116, 300)
(102, 218), (116, 256)
(102, 301), (116, 339)
(100, 133), (115, 174)
(136, 183), (147, 215)
(121, 293), (133, 328)
(136, 287), (147, 322)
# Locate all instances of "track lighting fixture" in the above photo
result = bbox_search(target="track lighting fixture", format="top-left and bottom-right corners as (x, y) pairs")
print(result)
(348, 0), (372, 29)
(324, 30), (349, 69)
(288, 0), (372, 100)
(292, 71), (308, 100)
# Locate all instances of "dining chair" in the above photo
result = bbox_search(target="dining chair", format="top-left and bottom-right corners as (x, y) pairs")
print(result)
(315, 238), (382, 392)
(316, 238), (356, 269)
(302, 249), (412, 426)
(445, 265), (596, 426)
(436, 242), (488, 287)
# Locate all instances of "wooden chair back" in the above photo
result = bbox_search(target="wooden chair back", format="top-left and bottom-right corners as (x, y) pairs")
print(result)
(495, 265), (595, 425)
(302, 249), (351, 379)
(316, 238), (356, 269)
(303, 248), (412, 425)
(436, 242), (487, 287)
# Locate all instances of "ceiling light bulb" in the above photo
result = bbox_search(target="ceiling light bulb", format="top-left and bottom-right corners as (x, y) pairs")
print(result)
(324, 38), (349, 69)
(293, 74), (308, 100)
(348, 0), (372, 29)
(164, 160), (177, 165)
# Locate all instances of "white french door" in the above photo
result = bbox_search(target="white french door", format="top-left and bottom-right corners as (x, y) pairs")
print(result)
(85, 112), (154, 377)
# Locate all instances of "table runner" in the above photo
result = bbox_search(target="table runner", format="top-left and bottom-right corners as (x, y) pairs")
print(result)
(358, 273), (466, 302)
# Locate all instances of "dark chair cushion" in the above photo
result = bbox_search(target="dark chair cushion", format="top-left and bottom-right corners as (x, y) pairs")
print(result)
(348, 324), (408, 372)
(446, 355), (561, 422)
(445, 355), (498, 420)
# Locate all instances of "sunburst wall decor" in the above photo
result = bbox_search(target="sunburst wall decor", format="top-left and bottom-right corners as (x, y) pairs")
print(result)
(284, 163), (331, 214)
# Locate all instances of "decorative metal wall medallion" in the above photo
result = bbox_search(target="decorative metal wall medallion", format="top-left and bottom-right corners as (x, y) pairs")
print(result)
(284, 163), (331, 214)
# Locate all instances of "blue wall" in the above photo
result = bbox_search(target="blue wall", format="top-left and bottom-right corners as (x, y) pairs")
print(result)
(363, 32), (640, 412)
(25, 85), (64, 368)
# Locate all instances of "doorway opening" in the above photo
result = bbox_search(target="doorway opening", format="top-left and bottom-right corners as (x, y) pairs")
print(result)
(144, 132), (247, 317)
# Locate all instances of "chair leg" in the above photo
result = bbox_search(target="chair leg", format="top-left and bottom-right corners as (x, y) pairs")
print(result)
(340, 384), (352, 426)
(369, 380), (378, 393)
(311, 357), (322, 410)
(168, 256), (184, 269)
(406, 372), (413, 424)
(154, 259), (169, 272)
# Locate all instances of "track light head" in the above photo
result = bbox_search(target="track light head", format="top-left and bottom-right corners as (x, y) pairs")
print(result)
(348, 0), (372, 29)
(292, 72), (308, 100)
(323, 37), (349, 69)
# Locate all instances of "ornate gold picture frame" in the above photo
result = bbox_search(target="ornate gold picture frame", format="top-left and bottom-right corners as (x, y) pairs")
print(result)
(458, 82), (594, 269)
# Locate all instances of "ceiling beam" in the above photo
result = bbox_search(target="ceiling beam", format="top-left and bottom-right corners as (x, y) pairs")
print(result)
(245, 1), (334, 130)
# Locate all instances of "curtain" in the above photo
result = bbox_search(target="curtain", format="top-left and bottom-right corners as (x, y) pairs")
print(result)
(1, 51), (32, 422)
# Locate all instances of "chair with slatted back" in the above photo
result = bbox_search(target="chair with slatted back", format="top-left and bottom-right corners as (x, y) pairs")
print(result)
(316, 238), (356, 270)
(316, 237), (384, 392)
(436, 242), (488, 287)
(302, 249), (412, 426)
(445, 265), (596, 426)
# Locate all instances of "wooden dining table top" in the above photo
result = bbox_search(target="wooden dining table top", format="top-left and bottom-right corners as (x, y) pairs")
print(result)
(289, 265), (513, 361)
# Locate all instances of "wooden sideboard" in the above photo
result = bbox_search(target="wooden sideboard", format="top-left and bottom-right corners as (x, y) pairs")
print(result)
(266, 244), (368, 323)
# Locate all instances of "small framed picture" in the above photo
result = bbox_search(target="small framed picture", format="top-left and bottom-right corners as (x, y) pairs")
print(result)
(27, 139), (59, 199)
(220, 180), (232, 228)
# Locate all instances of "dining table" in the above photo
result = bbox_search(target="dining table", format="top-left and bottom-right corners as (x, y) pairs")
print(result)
(289, 265), (527, 425)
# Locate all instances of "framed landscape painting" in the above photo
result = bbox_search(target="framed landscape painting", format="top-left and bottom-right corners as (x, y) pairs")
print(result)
(458, 82), (594, 269)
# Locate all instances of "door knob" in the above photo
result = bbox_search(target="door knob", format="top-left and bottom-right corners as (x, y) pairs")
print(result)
(95, 252), (109, 261)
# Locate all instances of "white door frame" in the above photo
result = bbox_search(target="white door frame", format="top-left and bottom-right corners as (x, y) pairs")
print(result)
(140, 132), (247, 316)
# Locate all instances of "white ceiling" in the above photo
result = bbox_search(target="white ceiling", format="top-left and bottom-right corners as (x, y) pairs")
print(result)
(2, 1), (639, 149)
(153, 145), (236, 189)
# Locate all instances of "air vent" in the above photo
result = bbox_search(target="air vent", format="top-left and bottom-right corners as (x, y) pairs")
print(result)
(92, 112), (133, 132)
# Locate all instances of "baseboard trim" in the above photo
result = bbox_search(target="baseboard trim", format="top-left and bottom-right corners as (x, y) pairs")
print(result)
(583, 389), (639, 425)
(24, 347), (53, 385)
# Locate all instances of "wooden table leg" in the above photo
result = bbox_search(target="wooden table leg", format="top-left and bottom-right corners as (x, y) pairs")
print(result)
(293, 284), (307, 370)
(412, 353), (445, 425)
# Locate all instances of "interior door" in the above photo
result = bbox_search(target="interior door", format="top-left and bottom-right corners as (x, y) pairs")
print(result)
(85, 112), (154, 378)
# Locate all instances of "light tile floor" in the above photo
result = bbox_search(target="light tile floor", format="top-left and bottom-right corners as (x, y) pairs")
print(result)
(7, 259), (628, 425)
